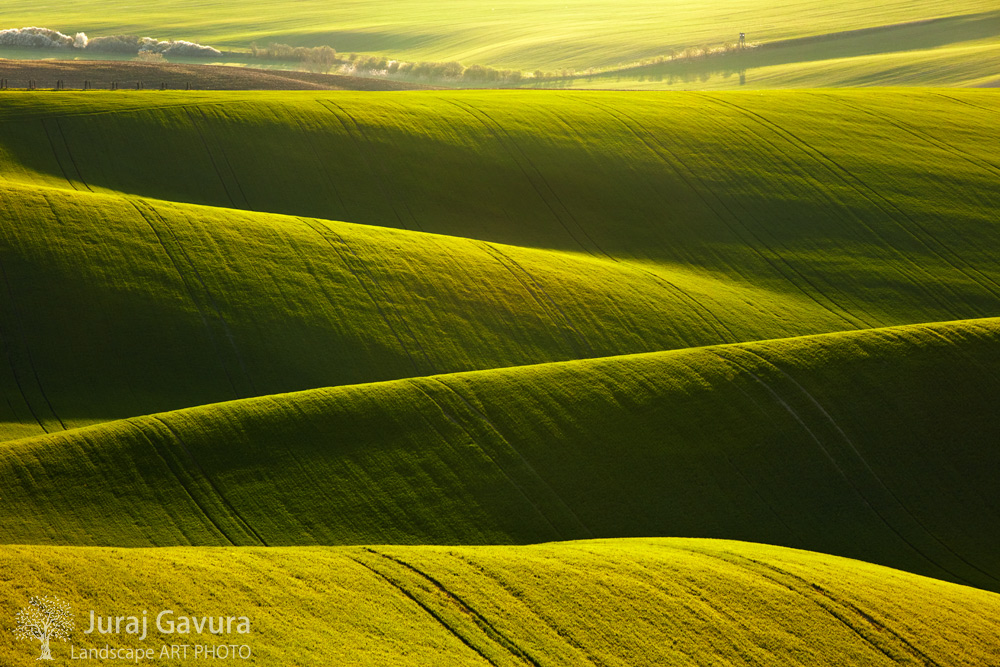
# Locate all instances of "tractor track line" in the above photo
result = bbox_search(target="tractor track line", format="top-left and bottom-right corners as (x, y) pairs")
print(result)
(314, 99), (412, 232)
(123, 418), (237, 547)
(699, 94), (997, 312)
(441, 97), (609, 261)
(741, 344), (1000, 585)
(347, 553), (502, 667)
(572, 95), (865, 329)
(429, 376), (593, 539)
(127, 199), (243, 400)
(150, 415), (268, 546)
(711, 347), (972, 586)
(408, 380), (567, 541)
(371, 548), (543, 667)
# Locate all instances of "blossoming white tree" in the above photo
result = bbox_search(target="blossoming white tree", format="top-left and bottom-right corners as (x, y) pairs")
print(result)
(14, 596), (74, 660)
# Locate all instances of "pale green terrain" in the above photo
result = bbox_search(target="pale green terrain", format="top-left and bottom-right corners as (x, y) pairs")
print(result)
(2, 539), (998, 666)
(1, 0), (998, 84)
(561, 11), (1000, 89)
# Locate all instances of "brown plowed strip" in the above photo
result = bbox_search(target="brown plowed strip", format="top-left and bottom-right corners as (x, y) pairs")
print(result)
(0, 58), (437, 90)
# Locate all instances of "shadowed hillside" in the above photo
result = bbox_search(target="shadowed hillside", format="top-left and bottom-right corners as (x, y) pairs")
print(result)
(2, 317), (998, 593)
(0, 91), (998, 441)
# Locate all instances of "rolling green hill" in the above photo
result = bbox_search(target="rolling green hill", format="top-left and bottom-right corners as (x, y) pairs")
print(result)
(0, 90), (997, 443)
(2, 539), (999, 666)
(2, 317), (998, 594)
(0, 88), (997, 664)
(0, 179), (856, 442)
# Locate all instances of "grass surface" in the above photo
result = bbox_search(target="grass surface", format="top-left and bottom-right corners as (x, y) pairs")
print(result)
(1, 538), (998, 666)
(2, 1), (998, 71)
(2, 317), (999, 594)
(0, 179), (849, 441)
(0, 87), (997, 663)
(0, 90), (997, 442)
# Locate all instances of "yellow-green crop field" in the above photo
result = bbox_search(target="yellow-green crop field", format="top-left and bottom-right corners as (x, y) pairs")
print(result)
(1, 1), (999, 89)
(2, 540), (999, 665)
(0, 27), (997, 663)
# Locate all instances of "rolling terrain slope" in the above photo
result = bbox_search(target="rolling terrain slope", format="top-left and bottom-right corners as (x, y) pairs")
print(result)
(1, 318), (999, 594)
(2, 539), (999, 666)
(0, 89), (997, 664)
(0, 91), (998, 440)
(0, 58), (435, 91)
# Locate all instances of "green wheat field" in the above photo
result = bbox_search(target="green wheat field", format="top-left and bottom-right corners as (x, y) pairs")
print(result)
(0, 1), (998, 665)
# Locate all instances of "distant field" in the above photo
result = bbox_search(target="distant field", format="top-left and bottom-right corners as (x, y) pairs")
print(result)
(2, 0), (998, 71)
(559, 11), (1000, 89)
(2, 539), (998, 665)
(0, 58), (433, 90)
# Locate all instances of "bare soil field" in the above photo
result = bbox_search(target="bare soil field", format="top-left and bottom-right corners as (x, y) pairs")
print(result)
(0, 58), (434, 90)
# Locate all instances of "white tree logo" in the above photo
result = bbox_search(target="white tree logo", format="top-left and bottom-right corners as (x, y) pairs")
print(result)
(13, 596), (74, 660)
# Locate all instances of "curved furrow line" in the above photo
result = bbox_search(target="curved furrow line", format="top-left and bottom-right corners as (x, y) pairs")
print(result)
(121, 418), (236, 547)
(819, 93), (1000, 179)
(690, 93), (979, 318)
(150, 415), (268, 546)
(707, 346), (972, 586)
(314, 98), (413, 232)
(481, 242), (592, 358)
(0, 250), (65, 432)
(441, 97), (609, 260)
(429, 376), (593, 540)
(348, 552), (505, 667)
(181, 107), (240, 208)
(699, 94), (1000, 309)
(407, 380), (567, 542)
(371, 549), (544, 667)
(738, 345), (1000, 585)
(127, 199), (244, 400)
(140, 199), (259, 396)
(571, 94), (868, 329)
(297, 216), (424, 375)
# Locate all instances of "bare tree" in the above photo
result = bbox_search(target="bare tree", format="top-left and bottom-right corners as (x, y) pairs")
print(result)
(14, 596), (74, 661)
